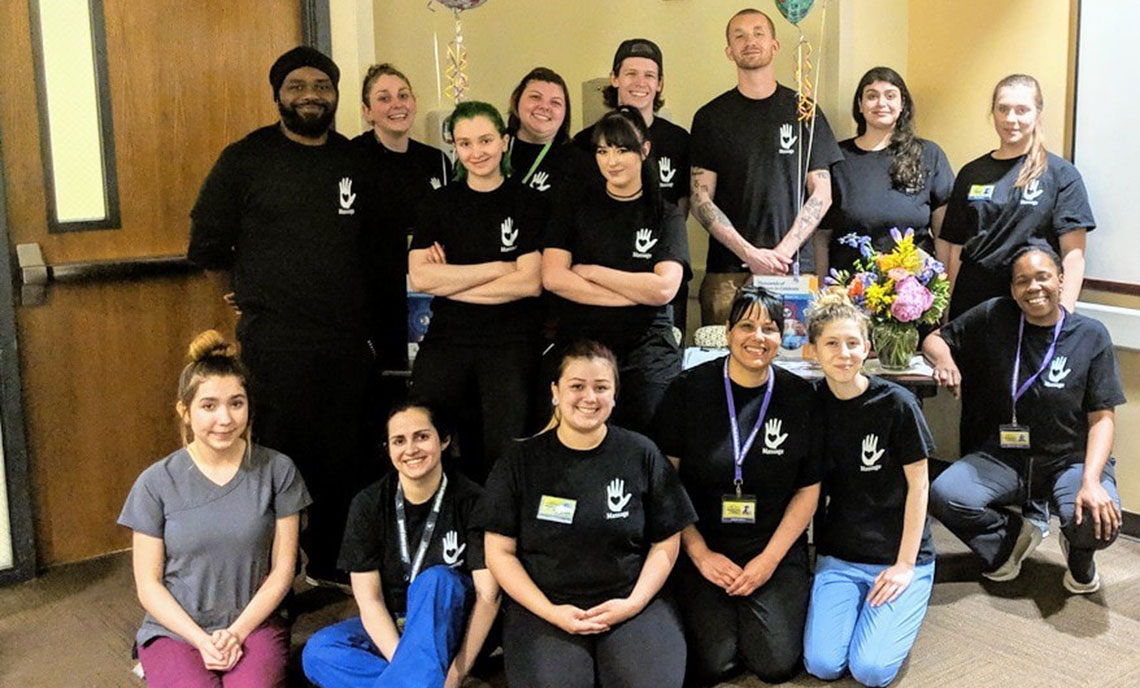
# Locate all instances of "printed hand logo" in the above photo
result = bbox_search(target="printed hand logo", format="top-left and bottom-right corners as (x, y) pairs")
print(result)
(1021, 179), (1044, 204)
(659, 157), (676, 185)
(442, 530), (466, 567)
(779, 124), (797, 152)
(607, 479), (632, 513)
(1047, 356), (1071, 385)
(430, 177), (442, 190)
(338, 177), (356, 210)
(861, 434), (885, 467)
(501, 217), (519, 248)
(635, 228), (658, 254)
(764, 418), (788, 450)
(529, 171), (551, 192)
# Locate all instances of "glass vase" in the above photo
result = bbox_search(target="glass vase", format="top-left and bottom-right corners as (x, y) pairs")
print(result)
(872, 322), (919, 371)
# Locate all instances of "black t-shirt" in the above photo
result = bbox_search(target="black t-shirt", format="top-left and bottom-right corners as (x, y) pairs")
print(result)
(939, 298), (1125, 463)
(338, 471), (486, 615)
(823, 138), (954, 272)
(690, 85), (843, 273)
(508, 138), (593, 195)
(352, 133), (451, 236)
(544, 183), (691, 348)
(940, 152), (1095, 276)
(815, 377), (936, 566)
(476, 427), (696, 609)
(188, 126), (371, 343)
(411, 180), (546, 344)
(653, 359), (821, 565)
(573, 116), (691, 205)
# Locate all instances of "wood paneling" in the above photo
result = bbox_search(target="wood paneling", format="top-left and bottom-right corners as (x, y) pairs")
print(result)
(1, 1), (303, 564)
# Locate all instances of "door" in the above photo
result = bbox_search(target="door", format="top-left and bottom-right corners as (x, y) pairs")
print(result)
(0, 1), (308, 567)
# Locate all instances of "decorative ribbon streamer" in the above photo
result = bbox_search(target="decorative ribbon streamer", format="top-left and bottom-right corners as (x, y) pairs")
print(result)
(445, 11), (469, 103)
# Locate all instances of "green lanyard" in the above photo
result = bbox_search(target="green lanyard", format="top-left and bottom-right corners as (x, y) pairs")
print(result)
(514, 139), (553, 185)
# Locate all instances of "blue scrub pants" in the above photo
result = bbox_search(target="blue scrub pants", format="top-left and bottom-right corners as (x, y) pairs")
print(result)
(803, 555), (935, 687)
(302, 566), (473, 688)
(930, 452), (1119, 579)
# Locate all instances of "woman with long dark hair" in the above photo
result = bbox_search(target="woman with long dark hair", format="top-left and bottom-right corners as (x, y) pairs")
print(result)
(939, 74), (1094, 319)
(815, 66), (954, 276)
(542, 107), (690, 434)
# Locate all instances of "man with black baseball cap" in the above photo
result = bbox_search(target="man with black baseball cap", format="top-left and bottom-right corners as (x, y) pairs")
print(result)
(574, 38), (693, 331)
(189, 46), (391, 587)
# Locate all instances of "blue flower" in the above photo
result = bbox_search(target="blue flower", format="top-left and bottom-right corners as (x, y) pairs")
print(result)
(824, 268), (845, 286)
(838, 232), (862, 248)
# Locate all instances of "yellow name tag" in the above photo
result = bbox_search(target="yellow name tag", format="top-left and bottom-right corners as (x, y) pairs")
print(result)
(537, 495), (577, 524)
(967, 184), (995, 201)
(721, 495), (757, 524)
(999, 424), (1031, 449)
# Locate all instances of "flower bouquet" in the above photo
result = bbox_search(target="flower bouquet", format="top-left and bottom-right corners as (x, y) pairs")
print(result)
(825, 228), (950, 370)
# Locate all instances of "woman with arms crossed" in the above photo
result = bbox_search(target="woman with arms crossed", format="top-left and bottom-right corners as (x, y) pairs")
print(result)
(119, 331), (309, 687)
(479, 341), (696, 687)
(654, 285), (820, 685)
(408, 101), (544, 483)
(814, 66), (954, 276)
(926, 246), (1123, 593)
(801, 292), (936, 687)
(543, 107), (690, 433)
(303, 403), (498, 688)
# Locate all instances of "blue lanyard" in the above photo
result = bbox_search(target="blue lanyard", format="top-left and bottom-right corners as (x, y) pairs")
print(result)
(395, 473), (448, 583)
(723, 357), (775, 494)
(1010, 310), (1065, 425)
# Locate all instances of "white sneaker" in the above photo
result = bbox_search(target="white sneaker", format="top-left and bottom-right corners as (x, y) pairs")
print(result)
(1059, 532), (1101, 594)
(983, 517), (1043, 582)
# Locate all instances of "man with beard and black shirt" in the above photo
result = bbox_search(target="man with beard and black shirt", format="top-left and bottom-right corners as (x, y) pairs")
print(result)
(690, 8), (843, 326)
(189, 46), (394, 586)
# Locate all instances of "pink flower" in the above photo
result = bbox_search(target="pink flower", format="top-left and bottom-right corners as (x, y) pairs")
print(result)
(888, 267), (910, 283)
(891, 276), (934, 322)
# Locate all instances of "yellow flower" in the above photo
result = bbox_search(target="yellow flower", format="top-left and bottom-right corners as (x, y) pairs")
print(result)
(865, 280), (895, 315)
(877, 235), (921, 274)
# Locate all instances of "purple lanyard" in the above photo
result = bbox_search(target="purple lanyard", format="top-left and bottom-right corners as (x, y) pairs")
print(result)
(1010, 310), (1065, 424)
(723, 357), (775, 491)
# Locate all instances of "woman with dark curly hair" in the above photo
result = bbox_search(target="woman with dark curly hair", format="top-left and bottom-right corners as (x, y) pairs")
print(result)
(814, 67), (954, 276)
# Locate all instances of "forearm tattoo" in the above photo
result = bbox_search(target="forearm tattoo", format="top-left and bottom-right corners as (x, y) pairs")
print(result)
(694, 200), (732, 231)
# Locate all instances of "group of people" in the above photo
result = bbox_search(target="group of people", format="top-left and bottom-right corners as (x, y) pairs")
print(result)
(116, 6), (1125, 688)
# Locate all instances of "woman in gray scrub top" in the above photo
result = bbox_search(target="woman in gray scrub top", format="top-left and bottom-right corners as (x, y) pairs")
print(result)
(118, 330), (311, 688)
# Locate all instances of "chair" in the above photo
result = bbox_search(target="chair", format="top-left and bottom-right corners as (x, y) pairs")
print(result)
(693, 325), (727, 348)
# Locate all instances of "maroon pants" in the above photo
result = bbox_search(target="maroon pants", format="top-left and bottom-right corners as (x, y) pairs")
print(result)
(137, 618), (289, 688)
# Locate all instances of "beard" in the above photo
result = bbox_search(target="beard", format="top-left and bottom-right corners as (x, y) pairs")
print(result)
(278, 99), (336, 138)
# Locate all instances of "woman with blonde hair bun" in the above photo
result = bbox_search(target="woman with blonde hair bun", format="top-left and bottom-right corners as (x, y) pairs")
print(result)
(118, 330), (311, 687)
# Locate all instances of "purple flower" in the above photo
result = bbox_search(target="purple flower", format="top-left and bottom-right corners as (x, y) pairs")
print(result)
(918, 256), (945, 285)
(889, 227), (916, 244)
(824, 268), (844, 286)
(838, 232), (862, 248)
(891, 276), (934, 322)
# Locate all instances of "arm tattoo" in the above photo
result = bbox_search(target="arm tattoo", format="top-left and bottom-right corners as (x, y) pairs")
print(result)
(694, 200), (731, 231)
(788, 196), (825, 243)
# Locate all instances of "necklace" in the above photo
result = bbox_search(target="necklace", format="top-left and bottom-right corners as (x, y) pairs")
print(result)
(606, 187), (642, 200)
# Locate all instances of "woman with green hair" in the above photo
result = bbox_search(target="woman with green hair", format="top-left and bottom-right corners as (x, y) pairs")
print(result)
(408, 101), (546, 483)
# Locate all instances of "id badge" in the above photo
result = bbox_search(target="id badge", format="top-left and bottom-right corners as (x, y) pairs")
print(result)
(721, 494), (757, 523)
(967, 184), (995, 201)
(999, 424), (1031, 449)
(536, 495), (577, 524)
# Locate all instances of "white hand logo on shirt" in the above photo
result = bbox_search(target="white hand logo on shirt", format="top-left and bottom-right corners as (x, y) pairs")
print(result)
(861, 434), (885, 467)
(1044, 355), (1071, 388)
(659, 157), (676, 185)
(1021, 179), (1045, 204)
(442, 530), (466, 566)
(529, 171), (551, 192)
(338, 177), (356, 210)
(779, 124), (797, 153)
(634, 228), (658, 254)
(501, 217), (519, 248)
(607, 479), (632, 513)
(764, 418), (787, 450)
(430, 177), (443, 190)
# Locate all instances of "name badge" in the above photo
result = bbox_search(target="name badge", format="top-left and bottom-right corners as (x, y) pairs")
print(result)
(999, 424), (1031, 449)
(721, 494), (757, 524)
(967, 184), (995, 201)
(537, 495), (577, 524)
